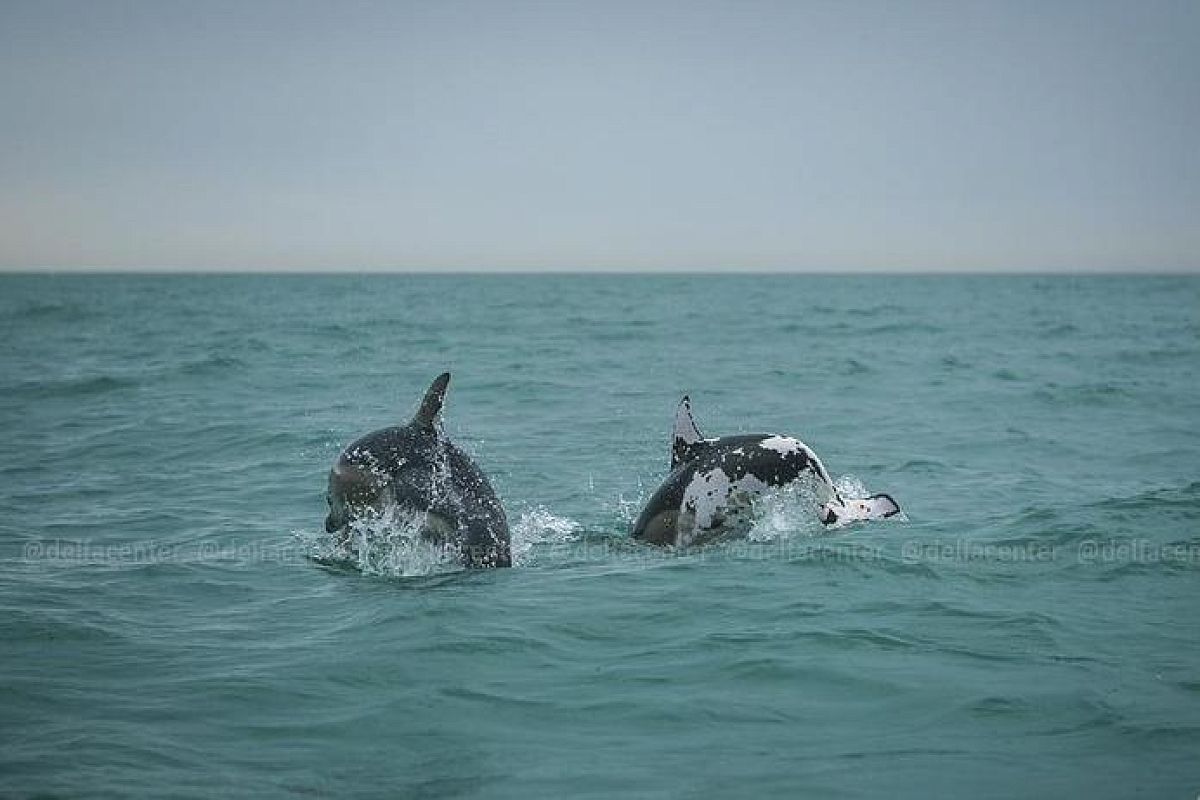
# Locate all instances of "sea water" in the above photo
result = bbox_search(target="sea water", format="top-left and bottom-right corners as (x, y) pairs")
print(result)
(1, 274), (1197, 797)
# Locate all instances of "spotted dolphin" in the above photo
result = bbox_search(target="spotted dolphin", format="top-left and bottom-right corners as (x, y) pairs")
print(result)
(325, 372), (511, 568)
(631, 396), (900, 546)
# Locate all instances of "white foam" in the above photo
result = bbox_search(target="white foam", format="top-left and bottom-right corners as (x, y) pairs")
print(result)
(509, 506), (583, 566)
(835, 474), (870, 500)
(747, 480), (828, 541)
(302, 506), (461, 577)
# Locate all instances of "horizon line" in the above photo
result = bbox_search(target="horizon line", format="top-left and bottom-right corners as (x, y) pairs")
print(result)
(2, 263), (1199, 276)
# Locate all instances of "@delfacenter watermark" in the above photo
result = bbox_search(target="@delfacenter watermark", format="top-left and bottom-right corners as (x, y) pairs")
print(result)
(902, 538), (1200, 566)
(22, 539), (303, 565)
(18, 536), (1200, 568)
(1075, 538), (1200, 565)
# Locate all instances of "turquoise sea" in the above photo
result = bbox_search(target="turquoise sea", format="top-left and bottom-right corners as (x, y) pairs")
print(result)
(2, 274), (1198, 798)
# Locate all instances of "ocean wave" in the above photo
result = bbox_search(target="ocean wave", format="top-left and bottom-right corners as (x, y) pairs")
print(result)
(940, 355), (972, 370)
(965, 693), (1121, 735)
(853, 303), (907, 318)
(7, 352), (248, 400)
(862, 321), (944, 335)
(1090, 481), (1200, 515)
(1092, 555), (1200, 581)
(775, 321), (829, 335)
(840, 358), (874, 375)
(10, 300), (93, 322)
(895, 458), (951, 475)
(179, 353), (247, 375)
(4, 608), (129, 646)
(1035, 322), (1080, 338)
(1032, 382), (1133, 406)
(9, 373), (139, 399)
(1114, 346), (1197, 363)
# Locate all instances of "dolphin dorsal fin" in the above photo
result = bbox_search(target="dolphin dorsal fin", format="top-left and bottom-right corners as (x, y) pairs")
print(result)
(413, 372), (451, 429)
(671, 395), (705, 469)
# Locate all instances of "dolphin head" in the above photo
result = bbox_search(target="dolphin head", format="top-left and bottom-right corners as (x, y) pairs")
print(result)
(325, 456), (388, 533)
(324, 440), (447, 533)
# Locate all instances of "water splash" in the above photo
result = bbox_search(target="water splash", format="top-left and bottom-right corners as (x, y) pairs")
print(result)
(299, 502), (586, 576)
(747, 474), (903, 541)
(747, 480), (828, 542)
(428, 424), (455, 509)
(510, 506), (583, 566)
(302, 506), (461, 578)
(604, 475), (648, 528)
(834, 474), (871, 502)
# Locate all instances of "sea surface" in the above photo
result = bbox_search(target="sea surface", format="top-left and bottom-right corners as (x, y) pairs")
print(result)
(1, 274), (1198, 798)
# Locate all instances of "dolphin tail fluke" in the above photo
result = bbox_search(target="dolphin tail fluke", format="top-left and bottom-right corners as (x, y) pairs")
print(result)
(821, 493), (901, 527)
(671, 395), (705, 469)
(414, 372), (451, 428)
(868, 493), (901, 518)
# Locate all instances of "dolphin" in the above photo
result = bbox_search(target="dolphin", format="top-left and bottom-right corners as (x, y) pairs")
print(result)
(631, 396), (900, 546)
(324, 372), (511, 568)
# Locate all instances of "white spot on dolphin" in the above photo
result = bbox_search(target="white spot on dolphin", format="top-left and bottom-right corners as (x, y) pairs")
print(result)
(680, 467), (773, 543)
(683, 468), (732, 530)
(759, 435), (801, 455)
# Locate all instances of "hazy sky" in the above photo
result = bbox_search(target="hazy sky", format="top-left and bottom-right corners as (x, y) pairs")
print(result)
(1, 0), (1197, 271)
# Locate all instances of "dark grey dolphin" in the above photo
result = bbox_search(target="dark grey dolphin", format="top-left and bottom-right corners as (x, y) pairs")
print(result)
(632, 396), (900, 546)
(325, 372), (511, 568)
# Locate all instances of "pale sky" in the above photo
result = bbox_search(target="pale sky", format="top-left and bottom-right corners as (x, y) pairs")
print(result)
(1, 0), (1197, 272)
